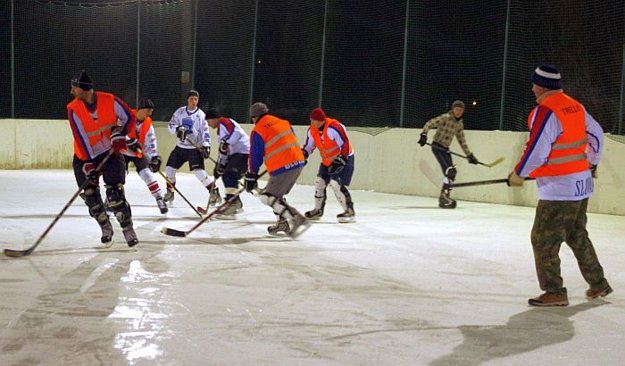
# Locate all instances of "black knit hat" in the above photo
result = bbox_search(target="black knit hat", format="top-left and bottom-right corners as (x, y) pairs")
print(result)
(205, 108), (221, 119)
(71, 70), (93, 91)
(139, 97), (155, 110)
(532, 64), (562, 89)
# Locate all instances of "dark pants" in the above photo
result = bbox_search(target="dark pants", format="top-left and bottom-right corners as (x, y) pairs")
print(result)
(166, 146), (205, 171)
(317, 155), (355, 186)
(125, 154), (149, 173)
(531, 198), (609, 294)
(431, 142), (454, 189)
(222, 153), (248, 189)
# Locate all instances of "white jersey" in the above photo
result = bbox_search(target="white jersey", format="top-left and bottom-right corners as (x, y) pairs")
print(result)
(216, 117), (250, 166)
(167, 106), (210, 149)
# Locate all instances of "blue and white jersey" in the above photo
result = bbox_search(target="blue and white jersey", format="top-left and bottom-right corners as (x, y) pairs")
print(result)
(167, 106), (210, 149)
(216, 117), (251, 166)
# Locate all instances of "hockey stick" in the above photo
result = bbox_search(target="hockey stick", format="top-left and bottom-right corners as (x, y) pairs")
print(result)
(4, 150), (115, 257)
(426, 142), (505, 168)
(157, 170), (203, 217)
(161, 170), (267, 237)
(451, 177), (535, 188)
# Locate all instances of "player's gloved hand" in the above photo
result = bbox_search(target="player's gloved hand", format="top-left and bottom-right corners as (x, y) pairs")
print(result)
(176, 125), (189, 141)
(418, 133), (427, 147)
(126, 138), (142, 154)
(467, 153), (479, 165)
(199, 146), (210, 159)
(82, 160), (99, 184)
(213, 164), (226, 179)
(590, 164), (598, 178)
(507, 172), (524, 187)
(244, 172), (259, 192)
(149, 155), (162, 172)
(301, 148), (309, 160)
(111, 132), (126, 154)
(218, 141), (229, 155)
(328, 155), (347, 175)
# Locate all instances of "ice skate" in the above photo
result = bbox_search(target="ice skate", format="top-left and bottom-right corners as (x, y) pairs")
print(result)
(156, 197), (168, 214)
(208, 187), (222, 206)
(288, 213), (311, 238)
(268, 219), (290, 236)
(337, 207), (355, 223)
(123, 227), (139, 247)
(216, 196), (243, 220)
(100, 219), (114, 248)
(305, 208), (324, 220)
(438, 189), (457, 209)
(163, 189), (174, 203)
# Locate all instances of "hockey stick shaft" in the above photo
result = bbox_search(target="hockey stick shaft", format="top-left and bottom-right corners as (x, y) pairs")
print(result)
(161, 170), (267, 237)
(451, 177), (534, 188)
(426, 142), (504, 167)
(4, 150), (115, 257)
(157, 170), (203, 217)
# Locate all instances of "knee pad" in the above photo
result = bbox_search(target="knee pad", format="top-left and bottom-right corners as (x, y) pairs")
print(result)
(329, 179), (350, 210)
(106, 184), (133, 228)
(445, 166), (457, 182)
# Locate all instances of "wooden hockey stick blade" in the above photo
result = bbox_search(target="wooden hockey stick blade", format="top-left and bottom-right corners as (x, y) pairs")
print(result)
(4, 246), (37, 257)
(480, 156), (505, 168)
(160, 226), (188, 237)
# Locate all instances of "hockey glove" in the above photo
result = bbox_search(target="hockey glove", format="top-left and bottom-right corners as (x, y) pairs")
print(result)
(328, 155), (347, 176)
(301, 148), (309, 160)
(467, 153), (479, 165)
(418, 133), (427, 147)
(199, 146), (210, 159)
(126, 138), (142, 155)
(111, 132), (126, 154)
(507, 172), (524, 187)
(218, 141), (229, 155)
(176, 126), (189, 141)
(590, 164), (598, 178)
(244, 172), (259, 192)
(82, 160), (99, 184)
(213, 164), (226, 179)
(149, 155), (162, 173)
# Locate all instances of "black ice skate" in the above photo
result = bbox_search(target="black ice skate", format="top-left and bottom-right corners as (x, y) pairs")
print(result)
(438, 189), (457, 209)
(156, 197), (168, 214)
(100, 219), (114, 247)
(123, 227), (139, 247)
(305, 208), (324, 220)
(268, 219), (290, 236)
(216, 196), (243, 220)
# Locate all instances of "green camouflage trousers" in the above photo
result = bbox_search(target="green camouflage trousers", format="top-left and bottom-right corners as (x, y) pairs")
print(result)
(531, 198), (608, 294)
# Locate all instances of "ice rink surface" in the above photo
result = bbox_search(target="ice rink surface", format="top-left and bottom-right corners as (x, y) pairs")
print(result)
(1, 170), (624, 366)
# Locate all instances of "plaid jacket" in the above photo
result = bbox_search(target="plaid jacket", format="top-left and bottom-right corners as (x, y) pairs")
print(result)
(422, 111), (471, 155)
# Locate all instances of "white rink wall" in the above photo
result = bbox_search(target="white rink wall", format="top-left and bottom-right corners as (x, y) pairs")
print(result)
(1, 118), (624, 215)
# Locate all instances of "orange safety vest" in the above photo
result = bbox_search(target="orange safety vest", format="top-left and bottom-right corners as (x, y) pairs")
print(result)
(252, 114), (304, 173)
(309, 118), (353, 166)
(528, 91), (588, 178)
(67, 92), (118, 160)
(132, 109), (153, 146)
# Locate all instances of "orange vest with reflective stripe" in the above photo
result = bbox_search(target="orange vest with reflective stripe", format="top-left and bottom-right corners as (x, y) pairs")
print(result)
(310, 118), (353, 166)
(529, 91), (588, 178)
(67, 92), (118, 160)
(252, 114), (304, 173)
(132, 109), (153, 146)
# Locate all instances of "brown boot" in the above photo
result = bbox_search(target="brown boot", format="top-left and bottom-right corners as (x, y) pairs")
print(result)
(586, 285), (613, 299)
(528, 292), (569, 307)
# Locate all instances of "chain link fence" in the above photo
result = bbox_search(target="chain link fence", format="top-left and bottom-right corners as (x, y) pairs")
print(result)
(2, 0), (624, 139)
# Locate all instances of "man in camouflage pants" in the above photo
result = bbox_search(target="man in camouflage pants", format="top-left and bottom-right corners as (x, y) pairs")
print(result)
(508, 64), (612, 306)
(418, 100), (479, 208)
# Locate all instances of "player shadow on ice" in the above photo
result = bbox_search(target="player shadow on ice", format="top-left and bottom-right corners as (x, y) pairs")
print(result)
(429, 301), (609, 366)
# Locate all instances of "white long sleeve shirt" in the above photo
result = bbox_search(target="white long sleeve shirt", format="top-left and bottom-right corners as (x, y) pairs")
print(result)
(167, 106), (210, 149)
